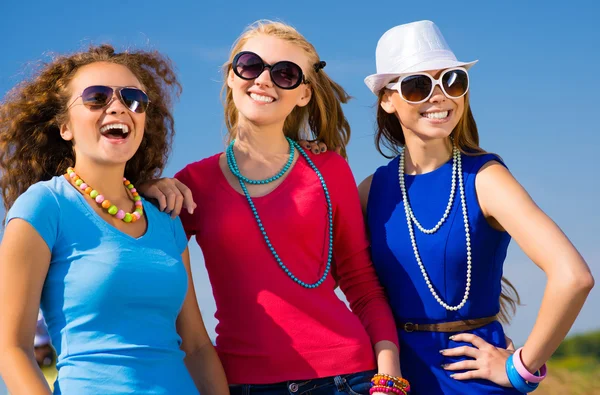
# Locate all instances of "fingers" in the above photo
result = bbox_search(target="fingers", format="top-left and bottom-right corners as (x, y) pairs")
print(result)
(173, 179), (196, 214)
(440, 345), (479, 359)
(162, 185), (180, 216)
(151, 185), (168, 212)
(298, 139), (318, 152)
(308, 141), (321, 154)
(147, 181), (181, 216)
(442, 336), (514, 387)
(297, 139), (326, 154)
(140, 178), (196, 218)
(449, 370), (486, 381)
(442, 360), (479, 371)
(450, 333), (493, 350)
(136, 180), (167, 211)
(298, 139), (310, 150)
(171, 191), (185, 219)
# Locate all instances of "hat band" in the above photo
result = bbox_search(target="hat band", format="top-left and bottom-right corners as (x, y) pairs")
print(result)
(376, 49), (458, 74)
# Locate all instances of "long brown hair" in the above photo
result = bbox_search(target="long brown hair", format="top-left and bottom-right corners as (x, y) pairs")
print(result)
(376, 91), (483, 158)
(0, 44), (182, 214)
(222, 20), (351, 157)
(374, 90), (521, 323)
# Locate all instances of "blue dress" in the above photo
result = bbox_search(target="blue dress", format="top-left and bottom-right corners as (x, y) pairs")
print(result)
(7, 176), (199, 394)
(367, 153), (521, 394)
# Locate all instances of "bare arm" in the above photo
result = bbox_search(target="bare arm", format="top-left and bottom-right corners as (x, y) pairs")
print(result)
(0, 219), (53, 394)
(358, 175), (374, 221)
(374, 341), (401, 377)
(477, 161), (594, 371)
(177, 247), (229, 395)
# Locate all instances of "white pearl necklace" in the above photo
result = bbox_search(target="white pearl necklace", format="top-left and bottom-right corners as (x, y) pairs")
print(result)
(398, 146), (471, 311)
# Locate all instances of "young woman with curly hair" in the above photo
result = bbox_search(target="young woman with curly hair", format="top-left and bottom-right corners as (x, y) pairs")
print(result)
(0, 45), (228, 395)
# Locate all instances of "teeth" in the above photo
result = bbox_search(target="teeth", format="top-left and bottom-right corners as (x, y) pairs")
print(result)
(423, 111), (449, 119)
(100, 124), (129, 134)
(249, 93), (274, 103)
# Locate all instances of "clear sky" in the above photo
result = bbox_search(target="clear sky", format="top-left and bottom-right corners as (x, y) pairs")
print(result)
(1, 1), (598, 391)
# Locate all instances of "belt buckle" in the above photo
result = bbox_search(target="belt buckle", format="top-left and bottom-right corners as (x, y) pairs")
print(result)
(404, 322), (415, 332)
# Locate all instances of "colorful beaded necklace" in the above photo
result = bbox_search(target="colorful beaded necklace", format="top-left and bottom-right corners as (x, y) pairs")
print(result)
(226, 137), (333, 289)
(66, 167), (144, 223)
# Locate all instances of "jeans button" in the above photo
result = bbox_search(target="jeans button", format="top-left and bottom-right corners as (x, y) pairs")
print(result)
(289, 383), (299, 393)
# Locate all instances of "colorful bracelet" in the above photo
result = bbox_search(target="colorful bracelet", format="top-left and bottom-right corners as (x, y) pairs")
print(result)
(505, 353), (539, 393)
(513, 348), (547, 383)
(370, 374), (410, 394)
(370, 385), (406, 395)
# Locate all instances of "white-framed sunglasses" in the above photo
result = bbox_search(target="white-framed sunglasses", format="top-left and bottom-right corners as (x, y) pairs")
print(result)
(386, 67), (470, 104)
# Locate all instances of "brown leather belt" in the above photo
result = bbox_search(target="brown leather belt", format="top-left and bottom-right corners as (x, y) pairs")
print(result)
(397, 315), (497, 333)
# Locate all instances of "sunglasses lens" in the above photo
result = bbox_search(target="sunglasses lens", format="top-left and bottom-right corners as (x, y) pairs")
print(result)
(442, 69), (469, 98)
(400, 75), (432, 103)
(81, 86), (113, 109)
(271, 61), (302, 89)
(234, 52), (264, 80)
(120, 88), (149, 113)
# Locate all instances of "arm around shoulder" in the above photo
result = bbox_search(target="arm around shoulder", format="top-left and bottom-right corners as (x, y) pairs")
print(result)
(137, 166), (196, 218)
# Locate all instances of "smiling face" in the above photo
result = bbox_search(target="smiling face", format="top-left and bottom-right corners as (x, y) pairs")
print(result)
(380, 68), (464, 142)
(226, 34), (312, 130)
(60, 61), (146, 167)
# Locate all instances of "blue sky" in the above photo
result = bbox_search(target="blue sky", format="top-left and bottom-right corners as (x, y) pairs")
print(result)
(0, 1), (598, 390)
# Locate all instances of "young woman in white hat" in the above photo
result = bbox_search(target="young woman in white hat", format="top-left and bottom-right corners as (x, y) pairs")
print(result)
(360, 20), (593, 394)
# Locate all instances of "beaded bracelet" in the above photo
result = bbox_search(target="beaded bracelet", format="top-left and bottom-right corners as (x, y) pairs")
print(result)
(505, 353), (539, 393)
(513, 348), (547, 384)
(371, 374), (410, 394)
(370, 385), (407, 395)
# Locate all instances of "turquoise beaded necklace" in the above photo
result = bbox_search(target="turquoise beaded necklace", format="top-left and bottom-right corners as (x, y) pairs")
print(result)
(226, 136), (295, 184)
(226, 137), (333, 289)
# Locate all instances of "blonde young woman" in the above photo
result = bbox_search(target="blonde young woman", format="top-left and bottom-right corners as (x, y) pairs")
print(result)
(140, 21), (410, 395)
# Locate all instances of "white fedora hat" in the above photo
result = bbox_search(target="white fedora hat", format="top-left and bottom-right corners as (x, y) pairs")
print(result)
(364, 20), (478, 95)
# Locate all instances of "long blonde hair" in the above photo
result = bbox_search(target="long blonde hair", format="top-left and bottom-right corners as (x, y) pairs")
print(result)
(222, 20), (351, 157)
(375, 90), (521, 323)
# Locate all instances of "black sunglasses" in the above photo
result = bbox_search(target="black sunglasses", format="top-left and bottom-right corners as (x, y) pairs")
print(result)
(232, 51), (312, 90)
(68, 85), (151, 113)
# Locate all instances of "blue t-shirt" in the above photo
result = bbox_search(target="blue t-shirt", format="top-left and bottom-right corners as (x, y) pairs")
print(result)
(6, 176), (199, 394)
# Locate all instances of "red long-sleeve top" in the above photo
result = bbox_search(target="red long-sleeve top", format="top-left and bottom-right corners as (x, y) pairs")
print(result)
(175, 150), (398, 384)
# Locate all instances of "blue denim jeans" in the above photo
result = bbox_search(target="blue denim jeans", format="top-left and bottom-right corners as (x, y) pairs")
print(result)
(229, 369), (376, 395)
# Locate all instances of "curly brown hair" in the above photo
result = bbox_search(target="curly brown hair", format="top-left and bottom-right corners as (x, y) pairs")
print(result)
(0, 44), (182, 213)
